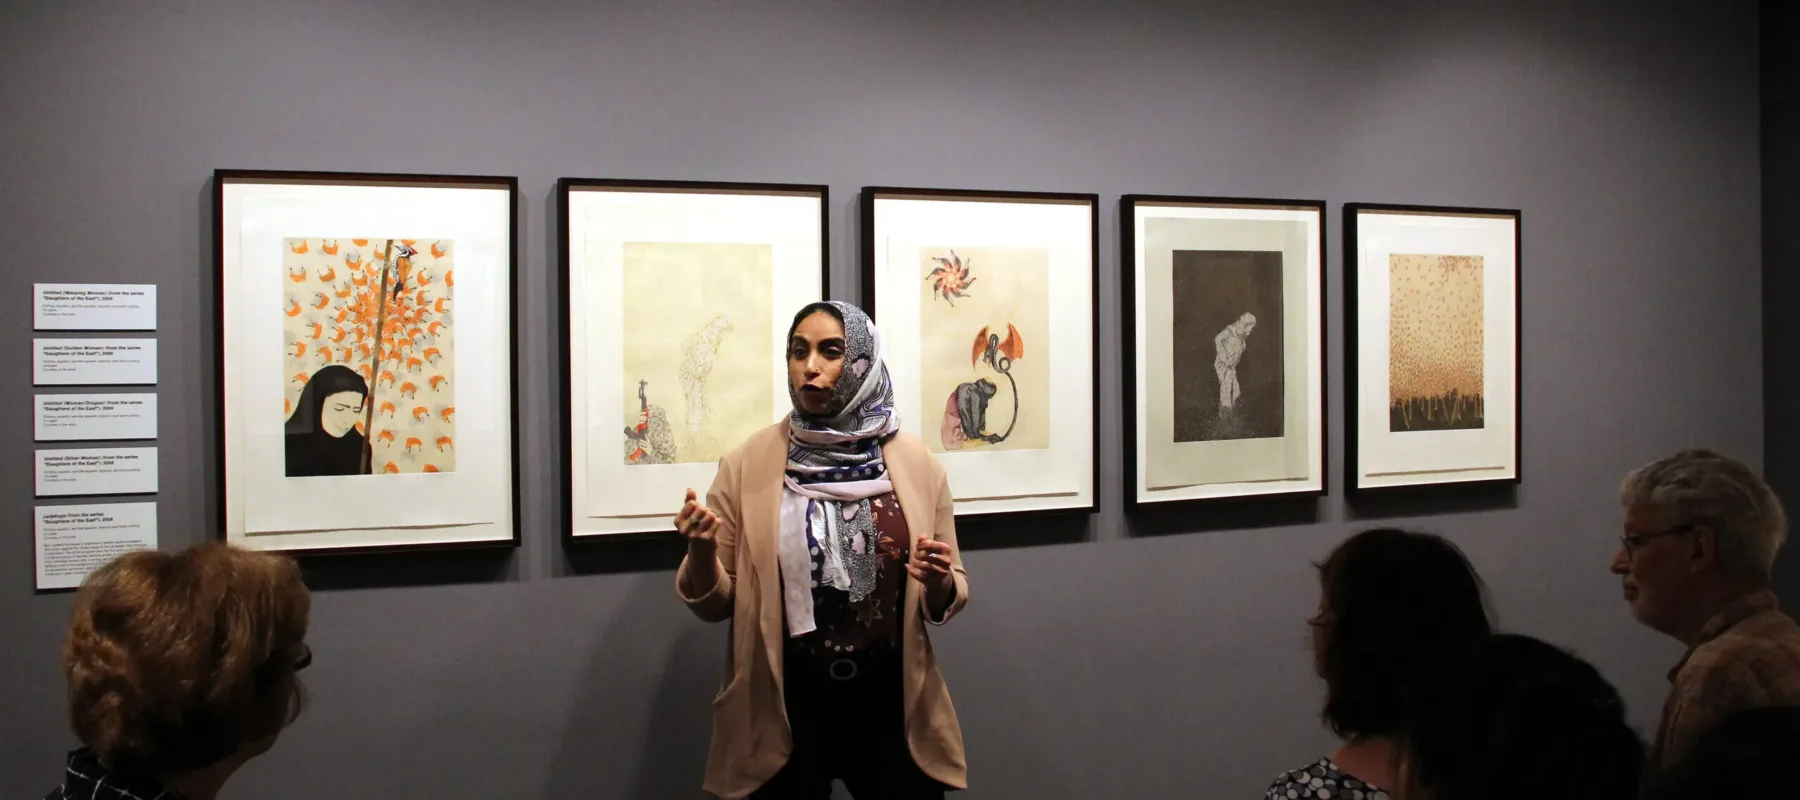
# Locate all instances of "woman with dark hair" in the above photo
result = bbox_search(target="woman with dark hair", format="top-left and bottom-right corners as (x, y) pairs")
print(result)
(1394, 633), (1645, 800)
(284, 364), (368, 476)
(673, 300), (969, 799)
(1265, 528), (1494, 800)
(45, 542), (311, 800)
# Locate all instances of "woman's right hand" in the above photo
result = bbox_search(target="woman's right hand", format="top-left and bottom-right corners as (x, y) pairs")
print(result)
(675, 488), (721, 556)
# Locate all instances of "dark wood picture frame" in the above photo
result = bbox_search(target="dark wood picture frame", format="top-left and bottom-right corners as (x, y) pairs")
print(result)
(1343, 201), (1522, 493)
(558, 178), (831, 542)
(859, 185), (1101, 522)
(1119, 194), (1329, 513)
(213, 168), (522, 557)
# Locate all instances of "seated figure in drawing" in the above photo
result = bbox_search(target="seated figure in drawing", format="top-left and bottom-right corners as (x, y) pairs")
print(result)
(1214, 312), (1256, 413)
(624, 379), (678, 465)
(680, 316), (733, 438)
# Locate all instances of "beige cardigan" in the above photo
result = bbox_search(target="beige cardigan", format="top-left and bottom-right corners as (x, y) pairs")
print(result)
(676, 421), (970, 798)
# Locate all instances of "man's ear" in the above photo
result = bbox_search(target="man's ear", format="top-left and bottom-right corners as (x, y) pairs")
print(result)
(1688, 526), (1718, 574)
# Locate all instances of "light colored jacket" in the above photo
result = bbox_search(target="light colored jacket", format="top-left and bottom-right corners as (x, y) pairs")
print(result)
(676, 421), (970, 798)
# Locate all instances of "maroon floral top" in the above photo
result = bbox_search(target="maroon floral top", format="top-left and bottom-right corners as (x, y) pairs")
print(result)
(789, 491), (910, 666)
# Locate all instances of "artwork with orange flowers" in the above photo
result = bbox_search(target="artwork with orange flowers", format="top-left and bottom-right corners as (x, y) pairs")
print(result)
(280, 237), (456, 477)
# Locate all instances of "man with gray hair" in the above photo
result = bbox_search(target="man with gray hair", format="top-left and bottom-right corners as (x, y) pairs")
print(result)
(1612, 447), (1800, 768)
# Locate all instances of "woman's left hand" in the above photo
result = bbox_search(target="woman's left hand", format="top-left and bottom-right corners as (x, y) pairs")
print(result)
(908, 536), (957, 603)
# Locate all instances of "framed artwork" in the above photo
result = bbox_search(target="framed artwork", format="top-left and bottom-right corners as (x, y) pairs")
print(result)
(1121, 195), (1326, 508)
(1344, 203), (1520, 490)
(862, 187), (1097, 519)
(562, 179), (827, 538)
(215, 169), (519, 555)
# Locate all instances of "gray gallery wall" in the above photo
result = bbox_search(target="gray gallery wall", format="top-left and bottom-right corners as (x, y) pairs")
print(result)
(1763, 0), (1800, 606)
(0, 1), (1764, 797)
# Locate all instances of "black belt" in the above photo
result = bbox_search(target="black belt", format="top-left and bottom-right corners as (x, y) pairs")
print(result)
(787, 644), (896, 684)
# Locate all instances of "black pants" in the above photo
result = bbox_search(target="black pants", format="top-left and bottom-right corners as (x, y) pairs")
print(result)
(748, 648), (949, 800)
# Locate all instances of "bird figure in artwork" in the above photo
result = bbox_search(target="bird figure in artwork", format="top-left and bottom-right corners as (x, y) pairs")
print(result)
(926, 250), (976, 305)
(971, 323), (1024, 373)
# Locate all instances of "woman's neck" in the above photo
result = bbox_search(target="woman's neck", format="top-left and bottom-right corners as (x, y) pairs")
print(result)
(1330, 735), (1398, 790)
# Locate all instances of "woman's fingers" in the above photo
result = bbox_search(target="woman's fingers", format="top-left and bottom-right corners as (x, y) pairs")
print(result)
(913, 539), (953, 572)
(911, 551), (950, 578)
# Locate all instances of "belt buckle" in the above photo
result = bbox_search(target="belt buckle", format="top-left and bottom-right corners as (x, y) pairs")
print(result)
(827, 657), (859, 681)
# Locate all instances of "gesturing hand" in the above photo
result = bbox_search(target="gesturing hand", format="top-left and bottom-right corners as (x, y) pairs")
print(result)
(908, 536), (956, 603)
(674, 488), (721, 555)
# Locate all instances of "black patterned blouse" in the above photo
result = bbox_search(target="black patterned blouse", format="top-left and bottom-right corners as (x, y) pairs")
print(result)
(788, 491), (910, 667)
(1265, 758), (1390, 800)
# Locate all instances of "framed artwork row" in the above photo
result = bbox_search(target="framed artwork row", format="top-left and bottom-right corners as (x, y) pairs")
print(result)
(862, 187), (1100, 520)
(1344, 203), (1520, 491)
(1121, 195), (1327, 509)
(212, 169), (1517, 553)
(561, 179), (829, 537)
(215, 169), (520, 556)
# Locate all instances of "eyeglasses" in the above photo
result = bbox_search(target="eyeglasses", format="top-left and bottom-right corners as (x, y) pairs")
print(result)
(1619, 525), (1695, 556)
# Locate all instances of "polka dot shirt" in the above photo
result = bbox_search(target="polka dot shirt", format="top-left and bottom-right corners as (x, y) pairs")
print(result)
(1264, 758), (1389, 800)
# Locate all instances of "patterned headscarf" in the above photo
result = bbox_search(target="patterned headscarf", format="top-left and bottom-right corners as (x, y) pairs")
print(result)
(778, 301), (900, 636)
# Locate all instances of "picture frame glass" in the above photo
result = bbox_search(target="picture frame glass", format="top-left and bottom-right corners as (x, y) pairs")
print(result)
(1350, 207), (1519, 489)
(866, 191), (1096, 517)
(1128, 199), (1325, 504)
(218, 173), (517, 554)
(565, 184), (825, 536)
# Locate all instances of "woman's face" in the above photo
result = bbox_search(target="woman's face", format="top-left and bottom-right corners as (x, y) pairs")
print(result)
(788, 310), (847, 416)
(321, 390), (365, 437)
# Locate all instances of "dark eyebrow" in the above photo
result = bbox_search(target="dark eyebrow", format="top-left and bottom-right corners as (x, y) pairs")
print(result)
(817, 337), (846, 349)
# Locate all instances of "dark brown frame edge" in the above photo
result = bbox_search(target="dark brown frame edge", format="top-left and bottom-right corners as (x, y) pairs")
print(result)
(557, 177), (832, 544)
(212, 168), (523, 557)
(859, 185), (1102, 522)
(1342, 201), (1522, 494)
(1118, 194), (1330, 514)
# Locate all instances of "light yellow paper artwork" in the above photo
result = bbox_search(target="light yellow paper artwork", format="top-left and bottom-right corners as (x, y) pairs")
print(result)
(621, 242), (775, 465)
(280, 237), (457, 477)
(1388, 253), (1484, 433)
(918, 245), (1051, 454)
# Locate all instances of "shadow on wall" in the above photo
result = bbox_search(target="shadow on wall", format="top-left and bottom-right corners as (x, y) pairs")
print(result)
(1126, 495), (1322, 538)
(542, 575), (721, 799)
(298, 546), (519, 591)
(1344, 483), (1517, 521)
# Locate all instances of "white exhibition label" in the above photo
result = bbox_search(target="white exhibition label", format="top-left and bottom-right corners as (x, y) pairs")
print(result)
(36, 447), (158, 496)
(34, 284), (157, 330)
(33, 338), (157, 385)
(35, 394), (158, 441)
(35, 502), (157, 590)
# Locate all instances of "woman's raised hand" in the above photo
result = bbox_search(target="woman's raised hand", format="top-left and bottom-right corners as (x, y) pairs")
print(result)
(674, 488), (721, 554)
(908, 536), (956, 598)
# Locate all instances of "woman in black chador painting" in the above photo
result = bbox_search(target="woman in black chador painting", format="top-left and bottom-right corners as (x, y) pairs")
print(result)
(285, 364), (369, 477)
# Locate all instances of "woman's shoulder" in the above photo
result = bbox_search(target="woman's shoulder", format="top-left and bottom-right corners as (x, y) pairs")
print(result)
(880, 431), (943, 475)
(717, 421), (790, 468)
(1265, 758), (1388, 800)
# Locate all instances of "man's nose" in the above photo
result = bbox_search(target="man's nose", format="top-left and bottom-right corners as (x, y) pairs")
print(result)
(1610, 548), (1630, 575)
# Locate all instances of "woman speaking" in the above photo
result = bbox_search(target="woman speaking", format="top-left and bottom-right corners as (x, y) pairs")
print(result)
(674, 300), (970, 799)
